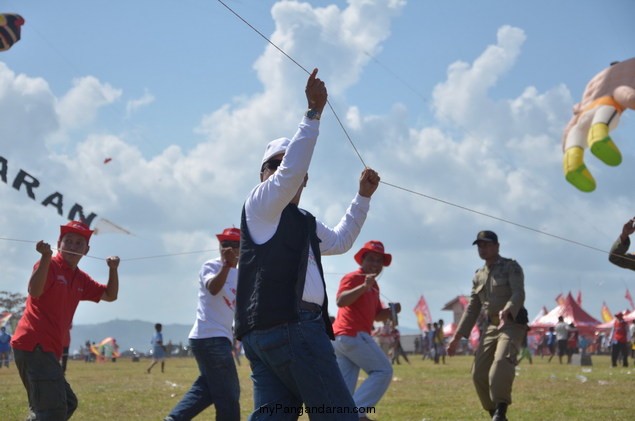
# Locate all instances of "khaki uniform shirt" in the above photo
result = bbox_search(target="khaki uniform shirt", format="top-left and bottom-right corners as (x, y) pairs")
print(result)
(609, 237), (635, 271)
(456, 256), (525, 338)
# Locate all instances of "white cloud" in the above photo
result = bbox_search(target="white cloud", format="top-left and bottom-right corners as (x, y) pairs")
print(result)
(56, 76), (121, 132)
(126, 90), (155, 117)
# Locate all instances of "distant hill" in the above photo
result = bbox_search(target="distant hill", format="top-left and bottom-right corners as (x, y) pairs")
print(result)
(69, 319), (192, 355)
(69, 319), (421, 356)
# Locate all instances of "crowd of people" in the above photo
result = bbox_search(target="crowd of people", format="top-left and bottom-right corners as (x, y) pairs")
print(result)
(2, 70), (635, 421)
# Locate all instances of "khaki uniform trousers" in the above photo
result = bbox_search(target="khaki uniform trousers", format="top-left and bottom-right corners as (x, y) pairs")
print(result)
(472, 322), (525, 411)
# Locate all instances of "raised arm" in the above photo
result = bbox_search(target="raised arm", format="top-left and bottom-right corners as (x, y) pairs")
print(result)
(336, 274), (377, 307)
(318, 168), (380, 255)
(207, 247), (238, 296)
(28, 241), (53, 298)
(609, 217), (635, 269)
(246, 69), (329, 236)
(101, 256), (120, 302)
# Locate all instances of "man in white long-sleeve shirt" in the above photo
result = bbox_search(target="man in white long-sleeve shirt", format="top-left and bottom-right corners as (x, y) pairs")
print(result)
(234, 68), (381, 420)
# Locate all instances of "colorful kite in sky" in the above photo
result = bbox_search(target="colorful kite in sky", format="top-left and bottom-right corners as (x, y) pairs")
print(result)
(0, 13), (24, 52)
(562, 57), (635, 192)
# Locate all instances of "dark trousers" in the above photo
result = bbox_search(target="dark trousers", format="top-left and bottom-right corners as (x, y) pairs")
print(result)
(14, 345), (78, 420)
(611, 342), (629, 367)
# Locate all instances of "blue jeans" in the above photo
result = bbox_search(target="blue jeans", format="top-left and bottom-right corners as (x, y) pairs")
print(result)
(13, 345), (78, 420)
(332, 332), (393, 410)
(242, 310), (358, 421)
(167, 337), (240, 421)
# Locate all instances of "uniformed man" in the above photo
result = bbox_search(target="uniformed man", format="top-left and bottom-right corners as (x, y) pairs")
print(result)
(447, 230), (527, 421)
(608, 217), (635, 270)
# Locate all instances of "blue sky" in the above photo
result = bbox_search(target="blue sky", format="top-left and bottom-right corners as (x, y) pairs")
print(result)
(1, 0), (635, 334)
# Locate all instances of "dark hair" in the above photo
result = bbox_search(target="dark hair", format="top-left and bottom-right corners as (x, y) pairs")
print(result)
(155, 323), (162, 330)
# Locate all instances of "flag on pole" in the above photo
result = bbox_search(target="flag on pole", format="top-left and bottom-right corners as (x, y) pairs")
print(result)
(600, 302), (612, 322)
(555, 293), (565, 306)
(625, 289), (634, 311)
(413, 295), (432, 332)
(0, 312), (11, 328)
(576, 291), (582, 306)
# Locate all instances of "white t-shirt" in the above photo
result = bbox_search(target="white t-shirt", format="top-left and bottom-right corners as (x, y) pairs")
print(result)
(188, 257), (237, 341)
(555, 321), (569, 341)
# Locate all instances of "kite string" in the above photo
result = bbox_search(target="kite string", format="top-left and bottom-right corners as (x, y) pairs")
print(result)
(0, 237), (105, 261)
(214, 0), (623, 259)
(215, 0), (367, 167)
(0, 236), (219, 262)
(1, 234), (634, 265)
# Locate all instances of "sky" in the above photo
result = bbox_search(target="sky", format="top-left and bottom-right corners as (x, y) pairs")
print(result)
(1, 0), (635, 334)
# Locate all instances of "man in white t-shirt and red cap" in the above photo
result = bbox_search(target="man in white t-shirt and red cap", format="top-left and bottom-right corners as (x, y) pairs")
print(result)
(165, 227), (241, 421)
(332, 240), (400, 420)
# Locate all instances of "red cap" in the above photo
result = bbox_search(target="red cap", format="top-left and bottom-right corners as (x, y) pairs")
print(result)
(59, 221), (94, 243)
(216, 227), (240, 242)
(354, 240), (392, 267)
(615, 312), (624, 318)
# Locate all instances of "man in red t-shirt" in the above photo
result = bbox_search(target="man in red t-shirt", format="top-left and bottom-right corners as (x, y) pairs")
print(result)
(611, 312), (629, 367)
(332, 241), (400, 420)
(11, 221), (120, 420)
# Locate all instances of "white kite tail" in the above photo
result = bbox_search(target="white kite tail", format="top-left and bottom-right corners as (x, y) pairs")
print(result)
(93, 218), (133, 236)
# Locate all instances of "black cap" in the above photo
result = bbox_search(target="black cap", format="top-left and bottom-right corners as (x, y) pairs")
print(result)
(472, 230), (498, 245)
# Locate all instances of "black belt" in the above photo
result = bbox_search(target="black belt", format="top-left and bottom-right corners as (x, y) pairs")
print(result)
(299, 301), (322, 313)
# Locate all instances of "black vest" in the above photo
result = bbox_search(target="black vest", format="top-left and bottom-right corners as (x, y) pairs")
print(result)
(234, 203), (334, 340)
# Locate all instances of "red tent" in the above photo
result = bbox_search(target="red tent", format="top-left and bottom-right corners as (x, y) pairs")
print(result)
(530, 292), (600, 337)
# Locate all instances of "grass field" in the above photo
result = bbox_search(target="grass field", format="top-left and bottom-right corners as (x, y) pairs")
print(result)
(0, 353), (633, 420)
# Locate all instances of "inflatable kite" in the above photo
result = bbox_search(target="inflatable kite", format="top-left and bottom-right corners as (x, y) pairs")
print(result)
(90, 337), (120, 361)
(562, 57), (635, 192)
(0, 13), (24, 52)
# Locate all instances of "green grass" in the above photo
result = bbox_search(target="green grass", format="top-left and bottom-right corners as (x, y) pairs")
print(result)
(0, 354), (633, 420)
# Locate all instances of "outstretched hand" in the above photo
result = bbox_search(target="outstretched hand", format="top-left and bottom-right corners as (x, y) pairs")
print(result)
(358, 168), (380, 198)
(621, 217), (635, 242)
(305, 68), (327, 114)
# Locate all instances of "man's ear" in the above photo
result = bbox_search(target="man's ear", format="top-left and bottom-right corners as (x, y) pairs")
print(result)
(84, 245), (90, 256)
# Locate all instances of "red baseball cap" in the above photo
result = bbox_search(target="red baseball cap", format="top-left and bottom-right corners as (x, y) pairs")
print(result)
(59, 221), (94, 243)
(354, 240), (392, 267)
(216, 227), (240, 242)
(615, 312), (624, 318)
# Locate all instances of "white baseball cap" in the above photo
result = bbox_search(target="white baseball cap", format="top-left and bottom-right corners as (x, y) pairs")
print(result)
(261, 137), (290, 164)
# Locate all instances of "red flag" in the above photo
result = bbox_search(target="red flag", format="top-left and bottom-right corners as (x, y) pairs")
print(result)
(625, 289), (634, 311)
(576, 291), (582, 306)
(458, 295), (469, 308)
(413, 295), (432, 332)
(600, 302), (612, 322)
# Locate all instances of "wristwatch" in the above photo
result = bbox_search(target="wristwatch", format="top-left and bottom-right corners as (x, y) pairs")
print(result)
(305, 109), (321, 120)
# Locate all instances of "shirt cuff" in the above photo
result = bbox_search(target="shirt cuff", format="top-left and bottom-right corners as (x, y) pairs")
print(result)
(302, 116), (320, 127)
(353, 192), (371, 206)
